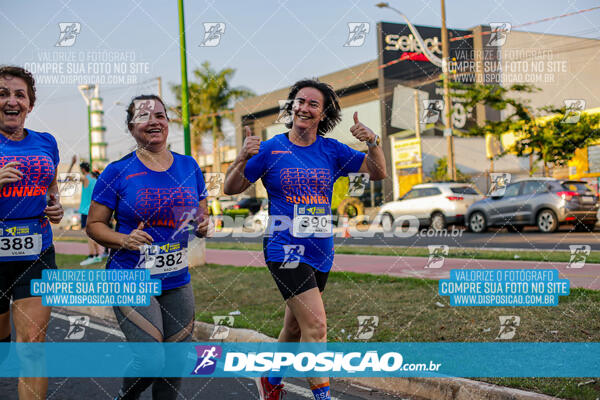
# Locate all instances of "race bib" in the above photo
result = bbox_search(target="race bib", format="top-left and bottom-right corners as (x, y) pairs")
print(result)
(292, 204), (332, 237)
(141, 241), (188, 277)
(0, 220), (43, 261)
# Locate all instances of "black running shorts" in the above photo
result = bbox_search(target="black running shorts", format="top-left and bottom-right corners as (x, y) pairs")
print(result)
(0, 245), (57, 313)
(267, 261), (329, 300)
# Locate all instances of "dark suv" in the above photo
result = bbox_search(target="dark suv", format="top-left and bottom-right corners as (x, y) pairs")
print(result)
(466, 178), (599, 233)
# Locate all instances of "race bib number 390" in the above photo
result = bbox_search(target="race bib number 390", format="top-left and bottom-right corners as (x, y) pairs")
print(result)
(292, 204), (332, 237)
(142, 242), (188, 277)
(0, 222), (42, 261)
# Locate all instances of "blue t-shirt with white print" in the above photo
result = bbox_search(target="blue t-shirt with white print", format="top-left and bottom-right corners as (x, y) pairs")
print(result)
(244, 133), (365, 272)
(92, 151), (207, 290)
(0, 129), (59, 253)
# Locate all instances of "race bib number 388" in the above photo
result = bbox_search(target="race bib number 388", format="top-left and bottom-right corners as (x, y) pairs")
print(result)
(0, 221), (42, 261)
(292, 204), (332, 237)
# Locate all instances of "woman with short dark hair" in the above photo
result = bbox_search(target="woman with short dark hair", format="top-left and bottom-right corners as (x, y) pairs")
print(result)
(0, 65), (64, 399)
(225, 78), (386, 400)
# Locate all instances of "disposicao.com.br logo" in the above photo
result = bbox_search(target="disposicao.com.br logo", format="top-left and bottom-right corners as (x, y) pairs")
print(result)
(189, 346), (441, 376)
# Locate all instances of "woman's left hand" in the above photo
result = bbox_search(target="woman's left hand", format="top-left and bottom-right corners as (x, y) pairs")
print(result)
(350, 111), (376, 143)
(44, 193), (64, 223)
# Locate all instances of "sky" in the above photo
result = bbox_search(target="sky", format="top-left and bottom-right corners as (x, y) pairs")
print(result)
(2, 0), (599, 163)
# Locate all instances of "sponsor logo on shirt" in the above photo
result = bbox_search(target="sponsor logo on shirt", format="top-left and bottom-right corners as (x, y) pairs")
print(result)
(126, 171), (148, 180)
(135, 187), (198, 228)
(281, 168), (331, 205)
(0, 155), (54, 198)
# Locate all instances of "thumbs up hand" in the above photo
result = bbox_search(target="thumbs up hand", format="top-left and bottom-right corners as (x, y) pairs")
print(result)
(241, 126), (261, 160)
(350, 112), (376, 144)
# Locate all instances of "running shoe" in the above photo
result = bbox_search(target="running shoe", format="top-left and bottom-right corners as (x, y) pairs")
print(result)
(79, 256), (97, 266)
(255, 376), (286, 400)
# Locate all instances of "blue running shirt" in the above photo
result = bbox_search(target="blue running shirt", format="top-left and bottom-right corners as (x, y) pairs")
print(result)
(92, 152), (207, 290)
(0, 129), (60, 252)
(244, 133), (365, 272)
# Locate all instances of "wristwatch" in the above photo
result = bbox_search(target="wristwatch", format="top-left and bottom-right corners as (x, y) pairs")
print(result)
(367, 134), (380, 148)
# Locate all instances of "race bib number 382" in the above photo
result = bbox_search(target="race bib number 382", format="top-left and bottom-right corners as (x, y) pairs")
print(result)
(141, 242), (188, 277)
(292, 204), (332, 237)
(0, 221), (43, 261)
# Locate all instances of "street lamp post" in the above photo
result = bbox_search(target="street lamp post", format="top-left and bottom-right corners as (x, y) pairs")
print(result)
(178, 0), (192, 157)
(440, 0), (456, 180)
(376, 1), (456, 180)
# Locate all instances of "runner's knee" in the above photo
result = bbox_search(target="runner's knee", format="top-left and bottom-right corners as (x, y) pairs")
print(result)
(132, 345), (165, 375)
(301, 317), (327, 341)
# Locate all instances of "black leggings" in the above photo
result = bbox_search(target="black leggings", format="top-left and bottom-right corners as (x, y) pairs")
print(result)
(113, 282), (194, 400)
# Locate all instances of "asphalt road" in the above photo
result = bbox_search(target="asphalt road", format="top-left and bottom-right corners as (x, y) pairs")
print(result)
(0, 310), (412, 400)
(211, 227), (600, 251)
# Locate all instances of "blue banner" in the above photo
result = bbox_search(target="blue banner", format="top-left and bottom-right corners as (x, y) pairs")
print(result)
(439, 269), (569, 306)
(0, 342), (598, 377)
(30, 269), (162, 306)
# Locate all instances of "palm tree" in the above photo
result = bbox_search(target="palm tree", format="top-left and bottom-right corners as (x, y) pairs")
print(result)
(172, 61), (254, 172)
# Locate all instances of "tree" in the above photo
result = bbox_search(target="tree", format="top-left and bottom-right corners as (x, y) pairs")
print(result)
(427, 157), (469, 182)
(449, 82), (600, 176)
(172, 62), (254, 171)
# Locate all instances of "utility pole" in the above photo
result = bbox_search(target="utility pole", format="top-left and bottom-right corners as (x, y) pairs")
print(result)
(414, 90), (423, 182)
(440, 0), (456, 180)
(157, 76), (163, 98)
(178, 0), (191, 156)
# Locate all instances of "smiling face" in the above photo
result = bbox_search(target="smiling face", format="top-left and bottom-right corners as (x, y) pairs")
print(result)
(129, 99), (169, 150)
(291, 87), (325, 135)
(0, 75), (33, 136)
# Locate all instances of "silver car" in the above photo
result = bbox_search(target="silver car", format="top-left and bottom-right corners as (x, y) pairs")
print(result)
(466, 178), (599, 233)
(378, 183), (483, 230)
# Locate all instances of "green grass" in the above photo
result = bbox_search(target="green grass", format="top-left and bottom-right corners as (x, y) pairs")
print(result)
(206, 241), (600, 263)
(54, 254), (600, 399)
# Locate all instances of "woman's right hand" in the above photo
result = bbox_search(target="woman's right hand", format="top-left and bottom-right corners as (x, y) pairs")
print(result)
(241, 126), (260, 160)
(121, 222), (154, 251)
(0, 162), (23, 190)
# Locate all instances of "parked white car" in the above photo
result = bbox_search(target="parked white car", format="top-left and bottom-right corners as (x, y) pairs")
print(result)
(250, 202), (269, 230)
(377, 182), (483, 230)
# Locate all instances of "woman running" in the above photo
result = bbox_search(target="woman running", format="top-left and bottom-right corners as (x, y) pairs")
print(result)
(0, 65), (64, 399)
(224, 79), (386, 400)
(86, 94), (210, 400)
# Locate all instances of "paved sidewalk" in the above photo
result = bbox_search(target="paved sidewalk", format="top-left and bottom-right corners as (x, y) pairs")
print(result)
(55, 242), (600, 290)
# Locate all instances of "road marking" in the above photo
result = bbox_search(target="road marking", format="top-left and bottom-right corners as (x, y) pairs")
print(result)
(51, 311), (125, 339)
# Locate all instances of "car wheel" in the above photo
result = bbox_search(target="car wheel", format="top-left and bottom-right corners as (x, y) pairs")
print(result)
(537, 209), (558, 233)
(431, 212), (446, 231)
(380, 213), (394, 232)
(468, 212), (487, 233)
